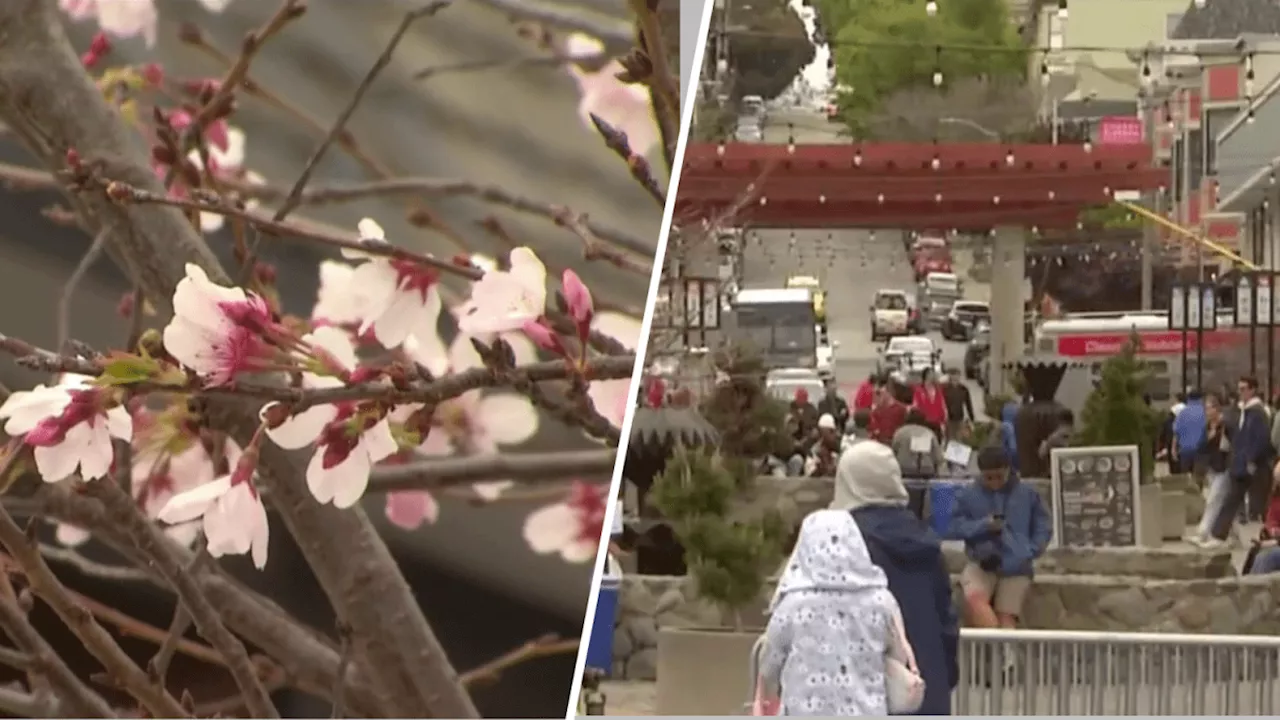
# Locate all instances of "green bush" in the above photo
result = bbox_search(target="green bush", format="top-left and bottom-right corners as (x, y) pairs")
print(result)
(1075, 333), (1160, 480)
(699, 348), (791, 460)
(650, 445), (787, 628)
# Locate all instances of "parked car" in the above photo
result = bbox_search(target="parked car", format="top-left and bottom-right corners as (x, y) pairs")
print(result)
(964, 325), (991, 380)
(941, 300), (991, 340)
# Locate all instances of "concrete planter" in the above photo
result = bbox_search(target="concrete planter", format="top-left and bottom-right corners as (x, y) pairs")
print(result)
(1137, 483), (1163, 548)
(656, 626), (761, 715)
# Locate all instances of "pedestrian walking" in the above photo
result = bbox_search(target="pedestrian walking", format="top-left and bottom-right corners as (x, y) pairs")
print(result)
(840, 443), (959, 715)
(758, 510), (903, 716)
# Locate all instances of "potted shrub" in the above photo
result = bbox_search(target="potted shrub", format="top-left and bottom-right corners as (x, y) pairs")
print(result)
(649, 444), (787, 715)
(1074, 335), (1166, 545)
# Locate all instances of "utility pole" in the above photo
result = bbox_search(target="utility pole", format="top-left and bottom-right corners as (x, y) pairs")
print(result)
(1140, 94), (1157, 309)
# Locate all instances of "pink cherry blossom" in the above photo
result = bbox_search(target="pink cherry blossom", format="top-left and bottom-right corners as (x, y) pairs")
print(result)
(564, 33), (658, 157)
(523, 481), (606, 563)
(457, 247), (547, 336)
(303, 409), (399, 509)
(157, 442), (269, 569)
(161, 263), (280, 385)
(186, 127), (266, 233)
(587, 311), (642, 429)
(61, 0), (158, 48)
(340, 219), (443, 349)
(0, 374), (132, 483)
(131, 443), (219, 547)
(261, 326), (358, 449)
(384, 329), (541, 530)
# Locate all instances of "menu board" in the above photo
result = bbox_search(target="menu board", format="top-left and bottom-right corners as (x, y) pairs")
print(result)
(1048, 445), (1141, 548)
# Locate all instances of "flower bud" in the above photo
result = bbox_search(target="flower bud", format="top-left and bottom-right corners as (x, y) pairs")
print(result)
(117, 292), (135, 319)
(561, 269), (594, 326)
(141, 63), (164, 86)
(521, 320), (565, 356)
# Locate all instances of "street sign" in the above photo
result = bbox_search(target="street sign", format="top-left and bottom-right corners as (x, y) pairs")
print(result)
(1169, 285), (1186, 330)
(1237, 277), (1255, 327)
(1260, 277), (1275, 327)
(1201, 286), (1217, 330)
(1186, 285), (1202, 330)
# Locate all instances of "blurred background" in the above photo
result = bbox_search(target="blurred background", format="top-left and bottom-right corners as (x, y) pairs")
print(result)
(0, 0), (677, 715)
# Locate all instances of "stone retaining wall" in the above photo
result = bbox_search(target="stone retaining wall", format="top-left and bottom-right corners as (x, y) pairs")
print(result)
(610, 570), (1280, 680)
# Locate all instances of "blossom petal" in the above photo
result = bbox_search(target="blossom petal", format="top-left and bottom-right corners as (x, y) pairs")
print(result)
(158, 477), (232, 525)
(385, 491), (439, 530)
(478, 394), (539, 446)
(473, 480), (513, 501)
(523, 502), (579, 555)
(264, 403), (337, 449)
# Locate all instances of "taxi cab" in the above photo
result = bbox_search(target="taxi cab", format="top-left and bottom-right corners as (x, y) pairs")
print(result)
(786, 275), (825, 323)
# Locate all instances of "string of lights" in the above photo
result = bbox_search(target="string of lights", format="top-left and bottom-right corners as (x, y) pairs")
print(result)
(719, 34), (1261, 59)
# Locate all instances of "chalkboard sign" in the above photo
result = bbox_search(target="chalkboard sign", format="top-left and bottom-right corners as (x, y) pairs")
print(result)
(1048, 445), (1141, 548)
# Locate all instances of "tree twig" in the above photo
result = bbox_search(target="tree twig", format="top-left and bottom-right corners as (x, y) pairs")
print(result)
(369, 448), (617, 491)
(458, 634), (580, 687)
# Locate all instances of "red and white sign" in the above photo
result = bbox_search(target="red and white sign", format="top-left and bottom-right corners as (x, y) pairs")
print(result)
(1054, 329), (1247, 357)
(1098, 116), (1144, 145)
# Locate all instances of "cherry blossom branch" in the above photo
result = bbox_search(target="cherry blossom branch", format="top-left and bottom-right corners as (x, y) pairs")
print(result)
(229, 176), (653, 258)
(9, 490), (385, 715)
(368, 448), (616, 491)
(0, 685), (52, 718)
(628, 0), (681, 170)
(0, 497), (189, 717)
(458, 633), (580, 687)
(0, 571), (114, 717)
(553, 207), (652, 274)
(473, 0), (633, 45)
(102, 182), (483, 281)
(589, 114), (666, 207)
(273, 1), (450, 223)
(412, 51), (606, 81)
(79, 481), (278, 718)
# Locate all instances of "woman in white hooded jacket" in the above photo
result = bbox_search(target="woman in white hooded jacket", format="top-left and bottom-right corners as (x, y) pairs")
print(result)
(758, 510), (900, 715)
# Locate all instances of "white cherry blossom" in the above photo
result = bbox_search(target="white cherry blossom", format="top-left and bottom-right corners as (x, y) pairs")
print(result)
(62, 0), (158, 47)
(162, 263), (276, 385)
(261, 326), (358, 448)
(564, 33), (658, 157)
(0, 374), (131, 483)
(340, 219), (443, 349)
(305, 414), (399, 509)
(457, 247), (547, 336)
(312, 260), (368, 326)
(157, 442), (269, 569)
(187, 127), (266, 233)
(587, 311), (642, 429)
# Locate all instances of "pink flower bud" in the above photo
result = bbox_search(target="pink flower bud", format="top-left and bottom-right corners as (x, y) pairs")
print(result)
(522, 320), (565, 356)
(561, 269), (594, 325)
(141, 63), (164, 86)
(81, 32), (111, 68)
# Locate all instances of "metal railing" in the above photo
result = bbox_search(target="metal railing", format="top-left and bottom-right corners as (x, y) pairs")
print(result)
(957, 628), (1280, 715)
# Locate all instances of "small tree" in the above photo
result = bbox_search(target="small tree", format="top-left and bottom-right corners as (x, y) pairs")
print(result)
(699, 347), (791, 461)
(1075, 334), (1160, 479)
(650, 445), (787, 630)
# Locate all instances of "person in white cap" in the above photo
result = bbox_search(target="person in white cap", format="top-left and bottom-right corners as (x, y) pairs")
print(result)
(805, 414), (841, 476)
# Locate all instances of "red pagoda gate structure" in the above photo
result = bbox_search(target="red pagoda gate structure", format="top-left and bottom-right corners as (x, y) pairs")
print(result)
(675, 141), (1167, 229)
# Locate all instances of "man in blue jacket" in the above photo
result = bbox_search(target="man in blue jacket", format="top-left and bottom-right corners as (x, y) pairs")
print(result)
(1211, 376), (1274, 540)
(1171, 390), (1206, 474)
(947, 445), (1052, 629)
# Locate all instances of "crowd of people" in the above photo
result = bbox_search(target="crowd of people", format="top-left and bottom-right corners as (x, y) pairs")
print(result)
(1164, 377), (1280, 563)
(756, 440), (1051, 716)
(775, 368), (978, 479)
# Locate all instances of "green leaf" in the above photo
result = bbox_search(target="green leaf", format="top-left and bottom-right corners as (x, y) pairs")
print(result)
(95, 353), (161, 387)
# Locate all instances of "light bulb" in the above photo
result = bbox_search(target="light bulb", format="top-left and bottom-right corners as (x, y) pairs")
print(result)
(931, 155), (940, 170)
(819, 194), (826, 203)
(1083, 140), (1093, 153)
(1005, 150), (1015, 166)
(854, 149), (863, 166)
(787, 141), (796, 154)
(932, 70), (943, 86)
(716, 143), (725, 157)
(1193, 0), (1205, 7)
(935, 193), (943, 203)
(759, 196), (768, 206)
(926, 0), (937, 15)
(993, 195), (1001, 205)
(877, 193), (885, 204)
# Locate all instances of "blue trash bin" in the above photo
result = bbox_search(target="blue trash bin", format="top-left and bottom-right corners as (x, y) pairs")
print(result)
(928, 479), (968, 537)
(585, 557), (621, 675)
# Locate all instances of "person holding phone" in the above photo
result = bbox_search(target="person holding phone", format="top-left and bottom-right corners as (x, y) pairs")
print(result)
(946, 446), (1052, 630)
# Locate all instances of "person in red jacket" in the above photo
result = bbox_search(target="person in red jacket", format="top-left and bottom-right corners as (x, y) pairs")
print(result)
(852, 373), (878, 411)
(913, 369), (949, 438)
(868, 378), (908, 444)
